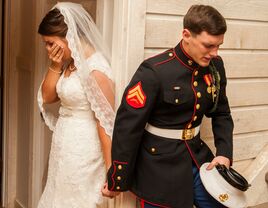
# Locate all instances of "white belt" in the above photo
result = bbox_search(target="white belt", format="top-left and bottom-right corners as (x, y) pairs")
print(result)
(59, 107), (92, 118)
(145, 123), (200, 140)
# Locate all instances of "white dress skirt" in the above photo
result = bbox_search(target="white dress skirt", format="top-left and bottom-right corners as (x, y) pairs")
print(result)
(37, 70), (107, 208)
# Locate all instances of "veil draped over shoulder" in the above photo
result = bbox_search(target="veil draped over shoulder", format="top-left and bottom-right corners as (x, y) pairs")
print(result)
(37, 2), (115, 137)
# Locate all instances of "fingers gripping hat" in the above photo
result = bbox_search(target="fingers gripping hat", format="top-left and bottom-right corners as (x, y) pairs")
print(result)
(200, 163), (250, 208)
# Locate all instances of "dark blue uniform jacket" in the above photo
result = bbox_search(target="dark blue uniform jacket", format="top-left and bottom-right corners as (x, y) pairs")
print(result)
(107, 41), (233, 208)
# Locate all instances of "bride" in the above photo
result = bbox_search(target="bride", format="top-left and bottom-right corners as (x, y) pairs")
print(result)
(37, 2), (116, 208)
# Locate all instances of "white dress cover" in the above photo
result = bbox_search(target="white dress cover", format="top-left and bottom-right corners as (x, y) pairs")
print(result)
(37, 53), (114, 208)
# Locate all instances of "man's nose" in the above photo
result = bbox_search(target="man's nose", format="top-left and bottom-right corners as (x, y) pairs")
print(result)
(210, 47), (219, 57)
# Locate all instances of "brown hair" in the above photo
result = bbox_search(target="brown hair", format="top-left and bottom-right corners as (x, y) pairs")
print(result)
(38, 8), (68, 37)
(183, 5), (227, 35)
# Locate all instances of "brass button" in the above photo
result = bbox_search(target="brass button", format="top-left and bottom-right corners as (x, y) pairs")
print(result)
(196, 104), (200, 110)
(188, 60), (193, 65)
(194, 71), (198, 76)
(118, 165), (122, 170)
(193, 81), (198, 87)
(168, 52), (173, 57)
(193, 116), (197, 121)
(207, 87), (212, 94)
(175, 98), (179, 104)
(197, 92), (201, 98)
(187, 124), (192, 129)
(117, 176), (121, 181)
(151, 147), (156, 153)
(116, 186), (121, 190)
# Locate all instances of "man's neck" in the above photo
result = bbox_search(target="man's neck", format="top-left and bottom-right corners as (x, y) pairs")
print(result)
(181, 39), (192, 58)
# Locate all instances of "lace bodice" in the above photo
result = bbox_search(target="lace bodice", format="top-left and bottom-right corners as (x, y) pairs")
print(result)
(57, 70), (91, 115)
(38, 52), (115, 135)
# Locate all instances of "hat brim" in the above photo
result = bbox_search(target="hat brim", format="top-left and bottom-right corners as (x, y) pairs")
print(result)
(200, 162), (247, 208)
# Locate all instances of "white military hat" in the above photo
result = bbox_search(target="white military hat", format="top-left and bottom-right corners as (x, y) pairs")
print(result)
(200, 162), (249, 208)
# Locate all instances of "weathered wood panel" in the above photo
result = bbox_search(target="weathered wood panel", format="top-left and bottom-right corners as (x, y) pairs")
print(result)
(201, 106), (268, 137)
(145, 50), (268, 78)
(227, 80), (268, 107)
(204, 131), (268, 161)
(220, 52), (268, 78)
(147, 0), (268, 21)
(232, 159), (253, 173)
(145, 17), (268, 49)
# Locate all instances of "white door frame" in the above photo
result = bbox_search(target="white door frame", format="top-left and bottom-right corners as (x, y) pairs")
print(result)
(110, 0), (146, 103)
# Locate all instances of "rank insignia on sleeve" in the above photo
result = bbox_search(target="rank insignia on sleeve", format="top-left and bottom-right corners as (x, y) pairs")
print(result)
(126, 81), (146, 108)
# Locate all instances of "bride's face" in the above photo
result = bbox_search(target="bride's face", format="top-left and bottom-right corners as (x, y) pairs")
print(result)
(42, 35), (72, 61)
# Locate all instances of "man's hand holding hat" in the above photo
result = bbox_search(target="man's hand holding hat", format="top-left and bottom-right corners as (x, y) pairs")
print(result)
(207, 156), (231, 170)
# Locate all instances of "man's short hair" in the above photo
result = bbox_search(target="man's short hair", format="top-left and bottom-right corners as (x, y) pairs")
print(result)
(183, 5), (227, 35)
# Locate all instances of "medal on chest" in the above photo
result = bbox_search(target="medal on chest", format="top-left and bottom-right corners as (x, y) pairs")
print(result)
(203, 74), (216, 102)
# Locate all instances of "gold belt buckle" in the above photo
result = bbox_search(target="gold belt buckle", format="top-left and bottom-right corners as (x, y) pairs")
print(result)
(182, 128), (195, 140)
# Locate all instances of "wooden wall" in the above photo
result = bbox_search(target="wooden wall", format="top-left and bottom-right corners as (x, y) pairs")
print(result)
(143, 0), (268, 174)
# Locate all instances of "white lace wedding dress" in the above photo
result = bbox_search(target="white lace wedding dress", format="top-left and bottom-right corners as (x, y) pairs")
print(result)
(37, 63), (108, 208)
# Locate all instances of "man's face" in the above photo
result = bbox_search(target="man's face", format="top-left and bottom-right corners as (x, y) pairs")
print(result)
(182, 30), (224, 67)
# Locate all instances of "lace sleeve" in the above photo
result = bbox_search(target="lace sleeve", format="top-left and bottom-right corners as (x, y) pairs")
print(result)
(37, 81), (59, 132)
(85, 70), (115, 137)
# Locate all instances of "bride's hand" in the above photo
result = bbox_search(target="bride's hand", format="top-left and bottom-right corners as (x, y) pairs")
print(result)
(47, 42), (65, 69)
(101, 182), (120, 198)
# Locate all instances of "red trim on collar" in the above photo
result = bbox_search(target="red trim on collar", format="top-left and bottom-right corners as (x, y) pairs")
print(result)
(180, 41), (192, 59)
(154, 55), (175, 66)
(145, 49), (173, 61)
(173, 48), (194, 71)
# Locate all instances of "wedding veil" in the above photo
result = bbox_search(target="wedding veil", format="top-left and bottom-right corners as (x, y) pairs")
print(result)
(38, 2), (115, 137)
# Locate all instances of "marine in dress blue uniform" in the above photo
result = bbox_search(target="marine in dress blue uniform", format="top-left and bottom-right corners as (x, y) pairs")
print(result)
(106, 40), (233, 207)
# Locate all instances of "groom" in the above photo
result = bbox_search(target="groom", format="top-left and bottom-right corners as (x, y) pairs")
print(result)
(103, 4), (232, 208)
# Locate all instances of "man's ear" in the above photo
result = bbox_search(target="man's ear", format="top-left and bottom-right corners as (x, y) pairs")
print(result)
(182, 28), (192, 44)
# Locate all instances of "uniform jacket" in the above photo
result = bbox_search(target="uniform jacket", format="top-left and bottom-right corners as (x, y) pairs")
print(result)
(107, 41), (234, 208)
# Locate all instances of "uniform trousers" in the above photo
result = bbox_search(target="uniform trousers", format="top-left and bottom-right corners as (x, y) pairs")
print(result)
(139, 163), (227, 208)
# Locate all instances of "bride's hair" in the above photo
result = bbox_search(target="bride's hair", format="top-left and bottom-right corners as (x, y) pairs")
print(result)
(38, 8), (68, 37)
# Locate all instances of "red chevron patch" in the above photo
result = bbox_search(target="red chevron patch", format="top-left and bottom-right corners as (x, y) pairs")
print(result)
(126, 81), (146, 108)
